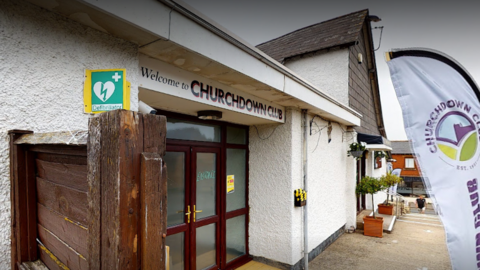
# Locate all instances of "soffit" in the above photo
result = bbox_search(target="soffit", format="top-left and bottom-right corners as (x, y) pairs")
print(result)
(27, 0), (361, 126)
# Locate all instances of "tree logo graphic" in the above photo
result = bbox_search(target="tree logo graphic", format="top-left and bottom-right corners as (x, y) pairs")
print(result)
(435, 111), (477, 161)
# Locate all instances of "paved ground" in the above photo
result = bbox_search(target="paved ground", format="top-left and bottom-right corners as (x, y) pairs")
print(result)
(309, 213), (451, 270)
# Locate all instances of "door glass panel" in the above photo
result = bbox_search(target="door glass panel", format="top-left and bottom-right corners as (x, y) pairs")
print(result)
(167, 118), (221, 142)
(196, 153), (216, 219)
(226, 149), (246, 212)
(166, 233), (185, 270)
(165, 152), (186, 227)
(196, 224), (216, 270)
(226, 126), (247, 145)
(226, 215), (246, 262)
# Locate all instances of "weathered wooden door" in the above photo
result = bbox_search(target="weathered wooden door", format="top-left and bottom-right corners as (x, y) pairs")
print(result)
(10, 110), (168, 270)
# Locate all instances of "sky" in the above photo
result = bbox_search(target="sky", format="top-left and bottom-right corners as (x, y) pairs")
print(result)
(180, 0), (480, 140)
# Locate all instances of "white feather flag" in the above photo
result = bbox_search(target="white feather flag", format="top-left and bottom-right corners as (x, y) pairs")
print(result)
(387, 48), (480, 270)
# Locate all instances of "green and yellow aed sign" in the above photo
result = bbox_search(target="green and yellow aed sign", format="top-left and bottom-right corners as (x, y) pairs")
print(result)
(84, 69), (130, 113)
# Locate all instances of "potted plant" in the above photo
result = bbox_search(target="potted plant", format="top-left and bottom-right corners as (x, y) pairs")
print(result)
(356, 176), (386, 237)
(347, 142), (366, 159)
(377, 172), (403, 215)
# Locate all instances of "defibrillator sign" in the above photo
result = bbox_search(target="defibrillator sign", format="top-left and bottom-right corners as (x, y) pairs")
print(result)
(84, 69), (130, 113)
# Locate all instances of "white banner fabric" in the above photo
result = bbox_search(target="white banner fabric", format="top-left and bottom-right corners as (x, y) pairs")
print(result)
(388, 49), (480, 270)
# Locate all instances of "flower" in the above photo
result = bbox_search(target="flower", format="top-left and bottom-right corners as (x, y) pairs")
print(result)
(347, 142), (366, 159)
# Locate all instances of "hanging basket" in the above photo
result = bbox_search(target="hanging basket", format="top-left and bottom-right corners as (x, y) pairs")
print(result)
(350, 150), (364, 158)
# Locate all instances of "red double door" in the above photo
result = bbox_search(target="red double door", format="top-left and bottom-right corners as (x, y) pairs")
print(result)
(165, 144), (248, 270)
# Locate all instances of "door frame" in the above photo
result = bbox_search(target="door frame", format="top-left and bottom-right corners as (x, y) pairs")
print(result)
(162, 110), (251, 270)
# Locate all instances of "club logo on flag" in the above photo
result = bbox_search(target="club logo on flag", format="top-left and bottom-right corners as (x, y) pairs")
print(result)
(388, 48), (480, 269)
(437, 111), (477, 161)
(424, 99), (480, 170)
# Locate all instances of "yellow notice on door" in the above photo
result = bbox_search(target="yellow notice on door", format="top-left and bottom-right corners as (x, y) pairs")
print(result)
(227, 175), (234, 194)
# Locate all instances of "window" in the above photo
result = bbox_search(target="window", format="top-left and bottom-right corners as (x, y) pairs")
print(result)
(405, 158), (415, 169)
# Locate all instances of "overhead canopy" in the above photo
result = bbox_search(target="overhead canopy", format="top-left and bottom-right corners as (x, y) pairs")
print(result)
(357, 132), (392, 151)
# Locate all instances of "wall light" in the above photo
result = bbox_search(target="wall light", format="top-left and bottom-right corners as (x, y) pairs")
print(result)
(357, 53), (363, 64)
(197, 110), (222, 120)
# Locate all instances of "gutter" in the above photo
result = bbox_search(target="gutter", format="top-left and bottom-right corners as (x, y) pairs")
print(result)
(156, 0), (362, 120)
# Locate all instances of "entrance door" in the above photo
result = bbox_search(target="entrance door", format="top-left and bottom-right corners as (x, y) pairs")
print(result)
(165, 146), (221, 270)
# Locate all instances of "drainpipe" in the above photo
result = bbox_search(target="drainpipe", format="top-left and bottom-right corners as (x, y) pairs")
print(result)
(302, 109), (309, 270)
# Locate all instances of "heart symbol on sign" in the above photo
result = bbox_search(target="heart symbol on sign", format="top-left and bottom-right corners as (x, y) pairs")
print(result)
(93, 81), (115, 102)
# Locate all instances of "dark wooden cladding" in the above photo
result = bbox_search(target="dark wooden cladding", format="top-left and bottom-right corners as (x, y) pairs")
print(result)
(38, 224), (88, 270)
(11, 111), (168, 269)
(37, 152), (87, 166)
(9, 129), (33, 269)
(37, 203), (88, 257)
(87, 116), (101, 270)
(25, 151), (37, 261)
(36, 159), (88, 192)
(39, 246), (67, 270)
(140, 153), (168, 269)
(28, 145), (87, 156)
(13, 145), (28, 263)
(36, 177), (88, 225)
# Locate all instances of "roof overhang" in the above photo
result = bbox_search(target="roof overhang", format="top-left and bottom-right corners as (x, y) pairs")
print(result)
(27, 0), (361, 127)
(357, 132), (392, 151)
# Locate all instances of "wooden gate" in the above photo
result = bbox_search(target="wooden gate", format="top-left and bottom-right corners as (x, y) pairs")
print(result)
(10, 110), (167, 270)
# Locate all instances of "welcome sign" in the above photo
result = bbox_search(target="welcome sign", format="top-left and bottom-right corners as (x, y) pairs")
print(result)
(139, 54), (285, 123)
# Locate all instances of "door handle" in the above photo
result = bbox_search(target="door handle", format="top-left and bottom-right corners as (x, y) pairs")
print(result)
(185, 205), (191, 223)
(193, 205), (203, 222)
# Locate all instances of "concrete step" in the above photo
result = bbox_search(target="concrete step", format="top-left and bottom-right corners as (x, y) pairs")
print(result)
(356, 210), (396, 233)
(368, 212), (396, 233)
(356, 210), (372, 230)
(397, 213), (443, 226)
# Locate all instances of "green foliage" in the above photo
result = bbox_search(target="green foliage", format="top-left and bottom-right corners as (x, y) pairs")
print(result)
(374, 151), (387, 159)
(348, 142), (366, 152)
(379, 172), (403, 206)
(347, 142), (367, 159)
(355, 176), (385, 196)
(356, 176), (386, 219)
(380, 172), (402, 188)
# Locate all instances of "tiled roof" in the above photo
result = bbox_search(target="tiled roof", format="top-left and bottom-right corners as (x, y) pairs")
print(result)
(256, 9), (368, 62)
(391, 141), (414, 154)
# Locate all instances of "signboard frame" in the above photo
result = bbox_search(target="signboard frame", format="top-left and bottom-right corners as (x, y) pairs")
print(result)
(84, 69), (130, 113)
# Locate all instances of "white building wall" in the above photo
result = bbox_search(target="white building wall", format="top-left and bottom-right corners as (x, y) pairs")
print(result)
(0, 1), (139, 266)
(364, 152), (388, 212)
(285, 48), (350, 106)
(304, 115), (355, 256)
(248, 108), (302, 265)
(249, 109), (357, 266)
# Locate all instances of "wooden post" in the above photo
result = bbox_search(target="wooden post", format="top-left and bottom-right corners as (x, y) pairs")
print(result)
(141, 114), (167, 269)
(140, 153), (167, 269)
(87, 117), (102, 270)
(87, 111), (167, 269)
(8, 130), (33, 270)
(87, 110), (143, 269)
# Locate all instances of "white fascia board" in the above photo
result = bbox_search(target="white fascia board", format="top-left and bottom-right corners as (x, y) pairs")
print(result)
(284, 77), (361, 126)
(80, 0), (361, 126)
(80, 0), (170, 38)
(366, 144), (392, 151)
(168, 11), (285, 91)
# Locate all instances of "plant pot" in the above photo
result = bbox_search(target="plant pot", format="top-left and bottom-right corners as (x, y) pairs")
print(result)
(363, 216), (383, 238)
(350, 150), (364, 158)
(378, 204), (394, 215)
